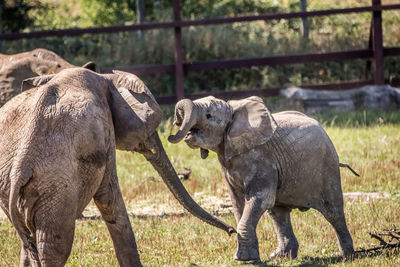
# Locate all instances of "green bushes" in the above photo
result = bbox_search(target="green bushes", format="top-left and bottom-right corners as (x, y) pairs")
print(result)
(2, 0), (400, 96)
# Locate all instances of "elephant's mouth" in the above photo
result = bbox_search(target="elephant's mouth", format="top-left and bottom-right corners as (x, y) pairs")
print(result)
(184, 127), (200, 148)
(185, 127), (199, 138)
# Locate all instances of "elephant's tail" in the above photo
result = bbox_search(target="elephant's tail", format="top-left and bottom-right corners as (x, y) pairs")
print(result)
(339, 163), (360, 177)
(9, 163), (35, 250)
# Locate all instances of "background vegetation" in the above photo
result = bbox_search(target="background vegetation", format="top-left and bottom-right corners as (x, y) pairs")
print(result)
(1, 110), (399, 266)
(1, 1), (399, 265)
(2, 0), (400, 96)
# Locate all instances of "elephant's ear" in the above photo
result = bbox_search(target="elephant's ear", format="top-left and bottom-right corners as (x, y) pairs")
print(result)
(82, 61), (96, 71)
(224, 96), (277, 161)
(112, 70), (156, 100)
(21, 74), (55, 92)
(109, 71), (161, 151)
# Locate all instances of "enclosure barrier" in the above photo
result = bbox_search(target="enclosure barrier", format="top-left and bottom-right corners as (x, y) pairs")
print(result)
(1, 0), (400, 104)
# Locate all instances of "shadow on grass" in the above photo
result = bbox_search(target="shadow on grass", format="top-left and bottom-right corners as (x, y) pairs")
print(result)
(243, 248), (400, 267)
(78, 211), (232, 221)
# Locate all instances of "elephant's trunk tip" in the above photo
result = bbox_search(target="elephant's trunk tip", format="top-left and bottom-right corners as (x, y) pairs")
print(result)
(228, 226), (237, 236)
(168, 134), (182, 144)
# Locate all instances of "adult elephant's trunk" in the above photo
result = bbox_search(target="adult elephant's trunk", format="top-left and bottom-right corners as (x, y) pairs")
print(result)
(144, 133), (235, 235)
(168, 99), (198, 143)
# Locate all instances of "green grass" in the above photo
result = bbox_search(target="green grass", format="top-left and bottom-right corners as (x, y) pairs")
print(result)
(1, 109), (400, 266)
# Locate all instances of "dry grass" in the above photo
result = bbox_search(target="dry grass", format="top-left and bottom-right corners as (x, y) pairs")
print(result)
(1, 109), (399, 266)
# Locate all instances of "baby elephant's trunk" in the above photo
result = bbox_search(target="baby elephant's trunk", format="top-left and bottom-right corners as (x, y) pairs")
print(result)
(168, 99), (199, 143)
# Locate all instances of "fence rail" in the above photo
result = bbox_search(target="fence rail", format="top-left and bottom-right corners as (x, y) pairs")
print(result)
(1, 0), (400, 104)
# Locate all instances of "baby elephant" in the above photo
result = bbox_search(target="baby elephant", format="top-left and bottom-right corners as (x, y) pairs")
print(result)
(168, 96), (354, 261)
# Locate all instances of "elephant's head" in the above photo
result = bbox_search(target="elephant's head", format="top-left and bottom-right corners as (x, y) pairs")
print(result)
(28, 48), (96, 75)
(7, 48), (95, 77)
(106, 73), (235, 235)
(22, 70), (236, 235)
(168, 96), (277, 161)
(0, 49), (96, 107)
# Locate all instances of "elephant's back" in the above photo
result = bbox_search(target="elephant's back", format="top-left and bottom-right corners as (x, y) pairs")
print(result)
(271, 112), (340, 208)
(274, 111), (337, 161)
(273, 111), (318, 128)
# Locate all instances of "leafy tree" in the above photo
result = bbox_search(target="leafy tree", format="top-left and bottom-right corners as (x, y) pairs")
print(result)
(1, 0), (47, 32)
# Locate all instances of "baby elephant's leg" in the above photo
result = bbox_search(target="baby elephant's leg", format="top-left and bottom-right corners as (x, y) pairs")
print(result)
(234, 177), (277, 261)
(267, 206), (299, 259)
(318, 195), (354, 256)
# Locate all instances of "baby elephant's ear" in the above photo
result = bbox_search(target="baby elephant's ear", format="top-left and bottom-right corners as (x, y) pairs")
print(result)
(21, 74), (55, 92)
(225, 96), (277, 161)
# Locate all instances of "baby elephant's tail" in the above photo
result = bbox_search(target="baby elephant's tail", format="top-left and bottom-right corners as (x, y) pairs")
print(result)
(339, 163), (360, 177)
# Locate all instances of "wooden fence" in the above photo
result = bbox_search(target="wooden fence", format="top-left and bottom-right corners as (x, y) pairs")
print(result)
(1, 0), (400, 104)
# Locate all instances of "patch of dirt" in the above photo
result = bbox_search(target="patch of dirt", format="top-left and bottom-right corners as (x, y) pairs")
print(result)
(80, 192), (233, 220)
(343, 192), (391, 199)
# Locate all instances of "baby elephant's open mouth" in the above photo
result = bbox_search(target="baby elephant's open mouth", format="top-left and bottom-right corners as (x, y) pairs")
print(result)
(184, 127), (200, 148)
(185, 127), (199, 139)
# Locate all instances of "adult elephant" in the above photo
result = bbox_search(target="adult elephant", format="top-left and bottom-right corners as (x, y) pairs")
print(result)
(0, 48), (95, 106)
(0, 69), (234, 266)
(168, 96), (355, 261)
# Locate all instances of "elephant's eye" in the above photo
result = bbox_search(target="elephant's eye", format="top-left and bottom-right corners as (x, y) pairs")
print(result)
(206, 114), (212, 119)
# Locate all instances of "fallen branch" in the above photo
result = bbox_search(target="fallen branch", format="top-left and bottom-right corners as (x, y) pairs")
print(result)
(355, 226), (400, 254)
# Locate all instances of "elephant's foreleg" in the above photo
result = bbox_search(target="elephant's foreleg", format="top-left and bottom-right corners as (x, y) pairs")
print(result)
(225, 180), (245, 224)
(19, 245), (40, 267)
(267, 206), (299, 259)
(234, 176), (277, 261)
(94, 174), (142, 267)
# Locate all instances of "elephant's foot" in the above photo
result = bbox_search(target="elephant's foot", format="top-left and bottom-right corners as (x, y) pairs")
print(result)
(234, 245), (260, 262)
(339, 244), (355, 257)
(269, 244), (298, 259)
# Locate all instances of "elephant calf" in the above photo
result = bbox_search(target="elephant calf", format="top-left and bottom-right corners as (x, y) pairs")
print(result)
(168, 96), (355, 261)
(0, 48), (95, 107)
(0, 69), (234, 266)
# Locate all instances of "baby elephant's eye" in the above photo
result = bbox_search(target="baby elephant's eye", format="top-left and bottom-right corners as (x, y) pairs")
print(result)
(206, 114), (212, 119)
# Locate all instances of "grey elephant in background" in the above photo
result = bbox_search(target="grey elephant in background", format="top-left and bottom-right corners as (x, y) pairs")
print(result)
(168, 96), (355, 261)
(0, 48), (95, 106)
(0, 69), (234, 266)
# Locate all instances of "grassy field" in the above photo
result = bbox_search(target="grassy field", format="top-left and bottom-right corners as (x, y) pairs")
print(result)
(0, 109), (399, 266)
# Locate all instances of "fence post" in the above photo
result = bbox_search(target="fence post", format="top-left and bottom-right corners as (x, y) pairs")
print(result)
(136, 0), (145, 38)
(300, 0), (309, 40)
(173, 0), (185, 100)
(0, 5), (2, 53)
(372, 0), (384, 84)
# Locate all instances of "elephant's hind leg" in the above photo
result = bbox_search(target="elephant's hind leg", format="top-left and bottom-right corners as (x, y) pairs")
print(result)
(267, 206), (299, 259)
(34, 193), (77, 266)
(317, 196), (354, 256)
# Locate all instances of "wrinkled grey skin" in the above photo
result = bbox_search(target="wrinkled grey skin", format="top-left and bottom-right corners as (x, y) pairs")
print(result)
(0, 70), (234, 267)
(168, 96), (354, 261)
(0, 48), (95, 107)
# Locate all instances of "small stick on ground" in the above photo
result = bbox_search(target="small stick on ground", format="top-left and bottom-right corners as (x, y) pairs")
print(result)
(355, 226), (400, 254)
